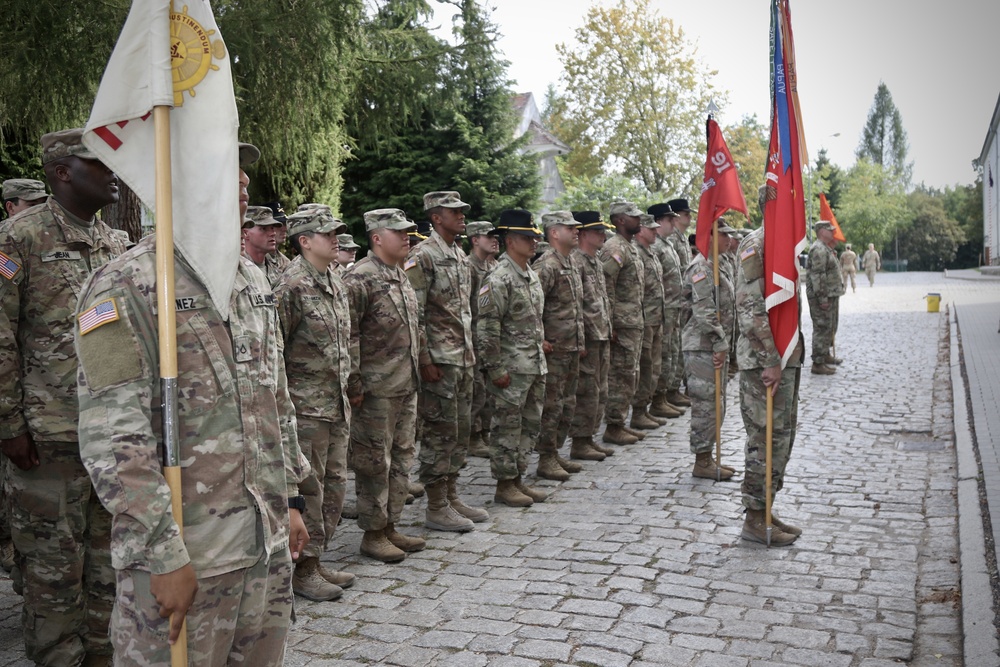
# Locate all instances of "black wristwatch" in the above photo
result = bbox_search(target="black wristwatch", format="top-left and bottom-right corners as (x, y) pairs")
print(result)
(287, 495), (306, 513)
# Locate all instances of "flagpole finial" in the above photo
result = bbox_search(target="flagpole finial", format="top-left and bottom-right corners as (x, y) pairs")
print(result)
(707, 100), (719, 117)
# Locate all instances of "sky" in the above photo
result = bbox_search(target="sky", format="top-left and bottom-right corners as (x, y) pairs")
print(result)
(431, 0), (999, 189)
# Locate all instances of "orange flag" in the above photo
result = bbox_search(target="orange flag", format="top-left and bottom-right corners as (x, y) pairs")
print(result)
(818, 193), (846, 243)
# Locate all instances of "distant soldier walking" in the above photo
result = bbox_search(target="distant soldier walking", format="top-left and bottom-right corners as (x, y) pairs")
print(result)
(862, 243), (881, 287)
(840, 243), (858, 292)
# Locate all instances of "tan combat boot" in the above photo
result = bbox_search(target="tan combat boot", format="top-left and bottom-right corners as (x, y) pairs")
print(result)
(692, 452), (734, 480)
(425, 480), (475, 532)
(385, 523), (426, 552)
(643, 409), (668, 426)
(590, 438), (615, 456)
(666, 389), (691, 407)
(447, 474), (489, 523)
(811, 362), (836, 375)
(408, 481), (425, 498)
(293, 557), (344, 601)
(318, 565), (356, 589)
(570, 437), (606, 461)
(468, 432), (491, 458)
(622, 424), (647, 440)
(515, 476), (548, 502)
(603, 424), (638, 445)
(741, 509), (797, 546)
(629, 410), (660, 430)
(494, 478), (533, 507)
(360, 528), (407, 562)
(536, 452), (570, 481)
(824, 354), (843, 365)
(771, 512), (802, 536)
(649, 396), (683, 419)
(556, 453), (583, 473)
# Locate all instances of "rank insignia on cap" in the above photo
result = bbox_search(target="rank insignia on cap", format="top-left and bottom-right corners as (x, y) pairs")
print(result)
(692, 272), (707, 284)
(404, 258), (417, 271)
(612, 253), (623, 266)
(0, 251), (21, 280)
(78, 298), (120, 335)
(740, 246), (756, 261)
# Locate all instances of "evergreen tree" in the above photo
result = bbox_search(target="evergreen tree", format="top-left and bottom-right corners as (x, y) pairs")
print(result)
(813, 148), (845, 209)
(856, 82), (912, 185)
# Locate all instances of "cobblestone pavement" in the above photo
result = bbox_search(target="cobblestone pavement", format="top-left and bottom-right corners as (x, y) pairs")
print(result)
(0, 272), (989, 666)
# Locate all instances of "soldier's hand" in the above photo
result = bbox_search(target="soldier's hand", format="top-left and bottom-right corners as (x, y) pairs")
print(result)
(611, 331), (619, 343)
(288, 508), (309, 561)
(349, 393), (364, 409)
(492, 373), (511, 389)
(761, 365), (782, 394)
(579, 348), (588, 359)
(151, 564), (197, 645)
(819, 302), (830, 311)
(712, 351), (727, 369)
(0, 433), (40, 471)
(542, 341), (554, 354)
(420, 363), (443, 383)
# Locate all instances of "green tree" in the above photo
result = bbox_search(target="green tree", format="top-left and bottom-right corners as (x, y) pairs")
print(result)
(555, 172), (655, 213)
(837, 158), (907, 254)
(723, 114), (769, 227)
(813, 148), (845, 209)
(897, 190), (965, 271)
(550, 0), (723, 196)
(943, 180), (984, 267)
(856, 82), (912, 186)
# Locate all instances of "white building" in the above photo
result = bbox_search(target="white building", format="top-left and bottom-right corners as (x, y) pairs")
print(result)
(975, 92), (1000, 266)
(512, 93), (570, 207)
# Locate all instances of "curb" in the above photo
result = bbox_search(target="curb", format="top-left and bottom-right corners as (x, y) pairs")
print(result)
(951, 305), (1000, 666)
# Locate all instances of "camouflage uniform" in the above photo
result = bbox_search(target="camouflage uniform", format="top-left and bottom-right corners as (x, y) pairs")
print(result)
(477, 254), (547, 480)
(276, 254), (352, 558)
(735, 228), (803, 510)
(405, 230), (475, 484)
(806, 238), (844, 363)
(469, 251), (498, 447)
(682, 254), (735, 454)
(668, 228), (693, 385)
(343, 252), (422, 531)
(599, 234), (644, 425)
(633, 240), (664, 410)
(534, 246), (584, 455)
(569, 247), (611, 440)
(653, 234), (684, 398)
(839, 247), (858, 291)
(0, 198), (124, 664)
(75, 241), (307, 665)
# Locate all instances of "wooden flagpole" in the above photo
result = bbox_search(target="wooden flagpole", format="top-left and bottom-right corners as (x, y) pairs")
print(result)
(712, 223), (723, 481)
(765, 390), (774, 547)
(153, 105), (188, 666)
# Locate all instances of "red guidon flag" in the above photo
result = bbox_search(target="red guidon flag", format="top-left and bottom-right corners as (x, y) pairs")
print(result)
(763, 0), (808, 368)
(695, 117), (748, 258)
(818, 193), (846, 243)
(83, 0), (241, 318)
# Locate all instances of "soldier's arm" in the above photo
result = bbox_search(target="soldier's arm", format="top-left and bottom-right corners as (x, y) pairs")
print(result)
(404, 249), (433, 367)
(272, 316), (309, 494)
(807, 246), (828, 301)
(0, 229), (28, 441)
(689, 271), (728, 353)
(600, 249), (622, 328)
(274, 281), (302, 351)
(735, 256), (781, 369)
(476, 274), (507, 382)
(344, 272), (367, 400)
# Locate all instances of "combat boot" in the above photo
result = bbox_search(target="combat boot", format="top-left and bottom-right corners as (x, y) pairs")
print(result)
(385, 523), (426, 552)
(494, 478), (533, 507)
(556, 453), (583, 473)
(824, 354), (843, 365)
(318, 565), (356, 589)
(643, 409), (668, 426)
(622, 425), (647, 440)
(447, 474), (489, 523)
(650, 396), (683, 419)
(0, 541), (14, 573)
(590, 438), (615, 456)
(536, 452), (570, 481)
(770, 512), (802, 536)
(692, 452), (734, 481)
(425, 480), (475, 532)
(468, 432), (490, 458)
(408, 481), (425, 498)
(293, 557), (344, 601)
(360, 528), (406, 562)
(811, 362), (836, 375)
(602, 424), (638, 445)
(630, 410), (659, 430)
(341, 500), (358, 520)
(740, 509), (797, 546)
(570, 437), (605, 461)
(515, 476), (548, 502)
(81, 654), (112, 667)
(666, 389), (691, 407)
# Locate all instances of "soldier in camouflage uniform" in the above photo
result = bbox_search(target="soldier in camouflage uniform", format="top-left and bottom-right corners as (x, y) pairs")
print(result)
(807, 220), (845, 374)
(0, 129), (125, 666)
(405, 191), (487, 532)
(839, 243), (858, 292)
(599, 201), (646, 445)
(276, 208), (356, 602)
(735, 226), (803, 546)
(74, 141), (311, 665)
(466, 221), (499, 459)
(263, 201), (292, 272)
(242, 205), (287, 287)
(533, 211), (587, 481)
(665, 198), (695, 409)
(862, 243), (881, 287)
(477, 210), (548, 507)
(630, 213), (668, 431)
(336, 233), (359, 271)
(3, 178), (48, 219)
(343, 209), (426, 563)
(648, 203), (687, 419)
(682, 221), (738, 482)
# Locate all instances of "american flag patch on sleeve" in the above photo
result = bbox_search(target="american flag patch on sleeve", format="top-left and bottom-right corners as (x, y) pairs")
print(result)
(0, 251), (21, 280)
(692, 272), (707, 284)
(404, 258), (417, 270)
(78, 298), (120, 335)
(740, 246), (756, 261)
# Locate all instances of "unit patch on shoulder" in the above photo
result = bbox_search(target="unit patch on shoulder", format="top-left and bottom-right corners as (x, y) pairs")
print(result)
(0, 251), (21, 280)
(78, 298), (120, 335)
(691, 271), (707, 284)
(479, 283), (491, 308)
(403, 258), (417, 271)
(740, 246), (757, 261)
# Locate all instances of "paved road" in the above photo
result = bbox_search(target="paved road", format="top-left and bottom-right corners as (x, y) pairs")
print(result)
(0, 271), (995, 666)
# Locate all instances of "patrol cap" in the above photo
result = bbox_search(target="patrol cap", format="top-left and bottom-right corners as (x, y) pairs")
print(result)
(540, 210), (580, 230)
(241, 215), (255, 230)
(647, 202), (676, 219)
(112, 228), (136, 248)
(572, 211), (605, 229)
(609, 201), (642, 218)
(263, 201), (287, 223)
(716, 221), (737, 234)
(667, 198), (693, 214)
(287, 208), (346, 236)
(408, 219), (431, 241)
(364, 208), (417, 233)
(814, 220), (835, 231)
(423, 191), (471, 212)
(845, 243), (852, 249)
(496, 209), (542, 238)
(2, 179), (47, 202)
(465, 221), (497, 237)
(238, 142), (260, 168)
(245, 205), (282, 227)
(41, 128), (97, 165)
(337, 233), (360, 250)
(297, 203), (328, 213)
(639, 213), (660, 229)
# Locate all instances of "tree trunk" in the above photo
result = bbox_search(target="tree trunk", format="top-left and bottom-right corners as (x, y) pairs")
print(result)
(100, 180), (143, 242)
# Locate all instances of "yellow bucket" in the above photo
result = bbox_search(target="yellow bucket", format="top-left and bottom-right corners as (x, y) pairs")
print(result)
(925, 293), (941, 313)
